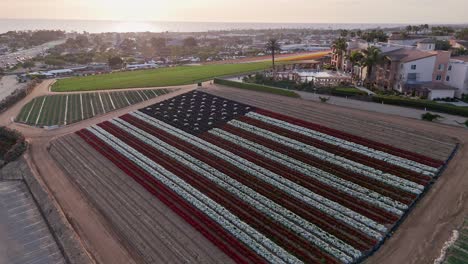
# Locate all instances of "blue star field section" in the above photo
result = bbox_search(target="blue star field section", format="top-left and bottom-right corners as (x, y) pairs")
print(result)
(139, 90), (255, 135)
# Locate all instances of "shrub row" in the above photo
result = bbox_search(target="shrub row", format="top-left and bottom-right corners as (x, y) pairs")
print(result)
(372, 96), (468, 117)
(0, 127), (28, 164)
(214, 78), (300, 98)
(0, 79), (41, 113)
(330, 89), (367, 97)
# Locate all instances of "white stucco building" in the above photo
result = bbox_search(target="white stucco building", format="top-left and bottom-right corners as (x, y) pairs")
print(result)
(392, 52), (437, 92)
(445, 57), (468, 97)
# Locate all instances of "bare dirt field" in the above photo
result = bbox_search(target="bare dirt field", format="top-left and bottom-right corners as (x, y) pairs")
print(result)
(0, 79), (466, 264)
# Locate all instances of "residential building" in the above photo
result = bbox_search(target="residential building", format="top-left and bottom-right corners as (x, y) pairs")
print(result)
(445, 56), (468, 97)
(450, 40), (468, 49)
(375, 48), (437, 92)
(432, 51), (451, 83)
(416, 39), (436, 51)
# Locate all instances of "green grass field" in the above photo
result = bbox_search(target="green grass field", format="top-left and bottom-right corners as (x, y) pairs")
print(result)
(16, 89), (172, 127)
(445, 220), (468, 264)
(52, 62), (272, 92)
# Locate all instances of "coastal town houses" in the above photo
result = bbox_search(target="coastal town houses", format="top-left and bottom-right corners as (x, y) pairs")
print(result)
(331, 38), (462, 99)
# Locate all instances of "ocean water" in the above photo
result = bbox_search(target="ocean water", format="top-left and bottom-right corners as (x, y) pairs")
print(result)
(0, 19), (404, 34)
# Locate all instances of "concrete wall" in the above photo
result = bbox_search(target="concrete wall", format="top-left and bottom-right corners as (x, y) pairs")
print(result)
(0, 158), (93, 264)
(429, 90), (456, 100)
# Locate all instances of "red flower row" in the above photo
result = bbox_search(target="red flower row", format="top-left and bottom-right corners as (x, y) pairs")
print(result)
(76, 129), (264, 264)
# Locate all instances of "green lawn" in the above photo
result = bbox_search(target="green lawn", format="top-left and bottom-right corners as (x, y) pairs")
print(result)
(52, 62), (272, 92)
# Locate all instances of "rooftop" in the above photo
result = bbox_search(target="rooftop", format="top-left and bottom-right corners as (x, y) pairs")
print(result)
(454, 40), (468, 47)
(383, 48), (436, 63)
(418, 38), (436, 44)
(452, 56), (468, 62)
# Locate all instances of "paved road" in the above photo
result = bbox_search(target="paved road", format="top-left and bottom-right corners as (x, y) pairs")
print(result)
(297, 91), (468, 127)
(0, 181), (65, 264)
(0, 40), (65, 69)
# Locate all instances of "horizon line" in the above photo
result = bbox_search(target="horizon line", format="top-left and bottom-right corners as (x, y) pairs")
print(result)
(1, 17), (468, 26)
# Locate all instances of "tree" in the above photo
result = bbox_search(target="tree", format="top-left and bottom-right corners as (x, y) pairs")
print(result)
(319, 97), (330, 103)
(362, 30), (388, 42)
(356, 29), (363, 38)
(265, 39), (281, 70)
(453, 47), (468, 56)
(456, 28), (468, 41)
(183, 37), (198, 48)
(406, 25), (413, 34)
(151, 37), (166, 50)
(108, 56), (124, 69)
(340, 30), (349, 38)
(119, 38), (136, 54)
(21, 60), (35, 70)
(332, 38), (348, 70)
(74, 35), (90, 48)
(421, 112), (442, 122)
(347, 50), (364, 78)
(361, 46), (382, 83)
(435, 40), (452, 51)
(413, 25), (421, 35)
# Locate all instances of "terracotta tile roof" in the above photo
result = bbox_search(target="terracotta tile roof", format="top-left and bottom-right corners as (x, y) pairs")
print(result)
(382, 48), (436, 63)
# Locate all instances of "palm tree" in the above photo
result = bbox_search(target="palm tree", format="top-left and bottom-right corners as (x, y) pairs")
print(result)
(332, 38), (348, 70)
(347, 50), (364, 79)
(361, 46), (382, 83)
(406, 25), (413, 34)
(265, 39), (281, 70)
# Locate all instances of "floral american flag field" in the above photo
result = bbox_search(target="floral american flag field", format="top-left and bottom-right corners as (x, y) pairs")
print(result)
(76, 90), (446, 264)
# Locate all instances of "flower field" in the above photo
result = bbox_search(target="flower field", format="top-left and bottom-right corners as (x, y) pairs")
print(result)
(76, 90), (449, 263)
(16, 88), (172, 127)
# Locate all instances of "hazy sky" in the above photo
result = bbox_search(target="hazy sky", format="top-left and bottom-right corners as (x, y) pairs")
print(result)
(0, 0), (467, 24)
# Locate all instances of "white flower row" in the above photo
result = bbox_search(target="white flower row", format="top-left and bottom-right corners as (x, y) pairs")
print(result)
(88, 125), (301, 264)
(132, 111), (386, 237)
(230, 119), (424, 195)
(247, 112), (439, 176)
(210, 128), (406, 215)
(112, 118), (359, 263)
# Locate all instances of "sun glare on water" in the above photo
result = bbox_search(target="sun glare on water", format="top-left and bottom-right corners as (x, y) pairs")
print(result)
(110, 21), (158, 33)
